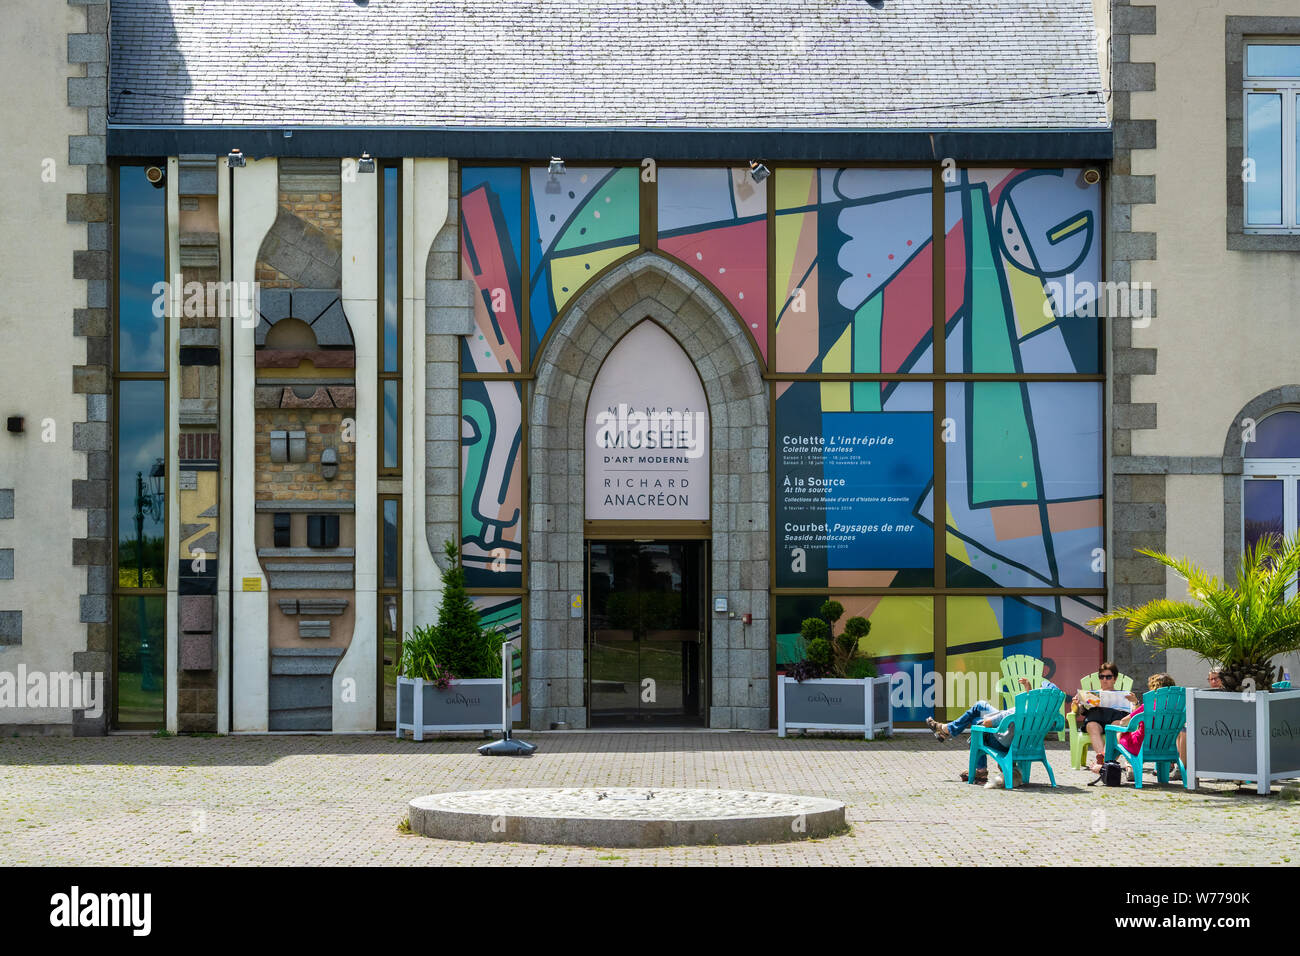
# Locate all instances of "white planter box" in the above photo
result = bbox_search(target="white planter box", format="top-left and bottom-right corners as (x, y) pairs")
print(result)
(1185, 687), (1300, 794)
(777, 676), (893, 739)
(395, 676), (506, 740)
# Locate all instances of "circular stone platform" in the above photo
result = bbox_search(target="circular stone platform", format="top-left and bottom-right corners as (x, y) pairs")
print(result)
(407, 788), (846, 847)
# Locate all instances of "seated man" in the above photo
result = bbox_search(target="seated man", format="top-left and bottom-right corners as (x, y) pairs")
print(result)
(927, 676), (1058, 784)
(1078, 661), (1136, 773)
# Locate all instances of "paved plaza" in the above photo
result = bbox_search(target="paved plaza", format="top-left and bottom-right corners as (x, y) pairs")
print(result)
(1, 732), (1296, 866)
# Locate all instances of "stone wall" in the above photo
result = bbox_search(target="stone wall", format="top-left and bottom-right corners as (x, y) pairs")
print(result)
(1108, 0), (1164, 678)
(253, 411), (355, 502)
(66, 0), (112, 734)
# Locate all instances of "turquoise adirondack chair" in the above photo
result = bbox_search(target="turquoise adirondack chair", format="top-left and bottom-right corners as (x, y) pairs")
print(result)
(967, 687), (1067, 789)
(1103, 686), (1188, 789)
(997, 655), (1066, 742)
(1068, 669), (1134, 769)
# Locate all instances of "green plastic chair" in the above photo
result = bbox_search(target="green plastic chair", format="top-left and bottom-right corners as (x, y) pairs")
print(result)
(997, 655), (1066, 742)
(1104, 686), (1188, 789)
(967, 687), (1066, 789)
(1068, 669), (1133, 769)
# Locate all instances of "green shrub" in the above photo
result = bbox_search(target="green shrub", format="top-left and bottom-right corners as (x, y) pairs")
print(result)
(790, 607), (878, 681)
(844, 656), (878, 680)
(398, 623), (444, 682)
(805, 637), (832, 668)
(800, 617), (830, 645)
(401, 541), (507, 681)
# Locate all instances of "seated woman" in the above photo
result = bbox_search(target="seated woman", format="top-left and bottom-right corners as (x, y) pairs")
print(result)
(1078, 661), (1136, 772)
(1113, 672), (1176, 781)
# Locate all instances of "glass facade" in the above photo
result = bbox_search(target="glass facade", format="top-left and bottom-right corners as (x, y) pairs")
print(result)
(114, 165), (168, 728)
(458, 164), (1107, 726)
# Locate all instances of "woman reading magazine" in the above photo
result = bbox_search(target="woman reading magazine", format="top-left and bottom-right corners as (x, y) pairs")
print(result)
(1074, 661), (1137, 773)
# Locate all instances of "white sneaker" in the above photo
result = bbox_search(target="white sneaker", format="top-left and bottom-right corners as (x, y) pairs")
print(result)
(984, 768), (1024, 789)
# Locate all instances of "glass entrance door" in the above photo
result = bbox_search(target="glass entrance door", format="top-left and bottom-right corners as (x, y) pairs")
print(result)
(587, 541), (706, 726)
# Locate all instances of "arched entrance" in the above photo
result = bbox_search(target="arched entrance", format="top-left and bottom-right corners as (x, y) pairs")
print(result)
(528, 253), (769, 730)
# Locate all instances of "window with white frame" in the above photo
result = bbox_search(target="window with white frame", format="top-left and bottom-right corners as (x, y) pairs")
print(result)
(1244, 41), (1300, 233)
(1242, 412), (1300, 590)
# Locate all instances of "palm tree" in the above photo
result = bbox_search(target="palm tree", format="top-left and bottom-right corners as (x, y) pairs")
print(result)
(1089, 536), (1300, 693)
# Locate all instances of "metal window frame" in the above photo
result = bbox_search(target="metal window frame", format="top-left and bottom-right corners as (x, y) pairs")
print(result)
(110, 160), (171, 731)
(1242, 84), (1299, 233)
(378, 162), (403, 475)
(376, 493), (402, 730)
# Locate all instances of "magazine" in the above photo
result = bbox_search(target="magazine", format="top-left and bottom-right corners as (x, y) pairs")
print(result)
(1077, 689), (1134, 711)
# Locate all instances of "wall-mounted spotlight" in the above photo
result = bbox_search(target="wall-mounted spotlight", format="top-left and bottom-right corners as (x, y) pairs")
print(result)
(548, 157), (566, 175)
(1082, 167), (1101, 186)
(227, 148), (246, 168)
(748, 160), (770, 183)
(357, 152), (376, 174)
(145, 165), (166, 189)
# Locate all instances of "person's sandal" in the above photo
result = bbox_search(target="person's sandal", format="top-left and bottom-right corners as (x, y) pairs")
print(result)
(926, 716), (950, 741)
(959, 768), (988, 783)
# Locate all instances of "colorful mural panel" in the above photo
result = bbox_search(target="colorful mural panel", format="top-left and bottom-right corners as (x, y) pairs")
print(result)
(529, 167), (640, 356)
(775, 594), (934, 723)
(775, 381), (934, 588)
(941, 381), (1103, 589)
(657, 167), (768, 361)
(944, 168), (1102, 374)
(460, 379), (523, 588)
(460, 167), (524, 373)
(472, 595), (524, 722)
(774, 169), (934, 376)
(944, 595), (1104, 721)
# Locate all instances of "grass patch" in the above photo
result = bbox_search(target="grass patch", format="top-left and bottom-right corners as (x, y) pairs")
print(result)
(396, 817), (412, 835)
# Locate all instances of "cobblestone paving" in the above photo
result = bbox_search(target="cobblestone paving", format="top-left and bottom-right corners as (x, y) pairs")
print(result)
(1, 732), (1297, 866)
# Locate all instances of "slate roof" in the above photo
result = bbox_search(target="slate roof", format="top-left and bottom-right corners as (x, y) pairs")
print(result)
(109, 0), (1107, 129)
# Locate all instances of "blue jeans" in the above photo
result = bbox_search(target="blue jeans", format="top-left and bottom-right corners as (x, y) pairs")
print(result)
(948, 701), (997, 736)
(973, 733), (1010, 771)
(949, 702), (1011, 772)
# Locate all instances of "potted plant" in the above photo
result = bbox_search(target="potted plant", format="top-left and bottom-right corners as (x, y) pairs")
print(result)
(395, 541), (509, 740)
(778, 601), (891, 739)
(1089, 536), (1300, 792)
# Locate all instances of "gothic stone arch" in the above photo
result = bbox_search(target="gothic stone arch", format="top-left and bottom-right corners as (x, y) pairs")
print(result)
(529, 253), (769, 730)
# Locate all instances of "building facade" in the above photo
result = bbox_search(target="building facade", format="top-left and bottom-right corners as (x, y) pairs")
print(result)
(2, 0), (1140, 733)
(1108, 0), (1300, 686)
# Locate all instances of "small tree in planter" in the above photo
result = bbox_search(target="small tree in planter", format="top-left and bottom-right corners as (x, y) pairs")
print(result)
(397, 542), (509, 739)
(789, 600), (877, 682)
(779, 602), (890, 739)
(1090, 537), (1300, 692)
(401, 541), (506, 682)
